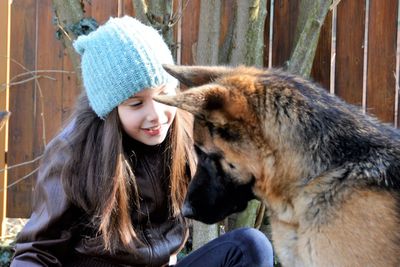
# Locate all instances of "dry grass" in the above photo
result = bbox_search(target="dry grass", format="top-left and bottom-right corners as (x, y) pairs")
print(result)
(0, 218), (28, 267)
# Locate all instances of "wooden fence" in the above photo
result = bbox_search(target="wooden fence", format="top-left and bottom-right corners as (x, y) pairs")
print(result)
(0, 0), (399, 228)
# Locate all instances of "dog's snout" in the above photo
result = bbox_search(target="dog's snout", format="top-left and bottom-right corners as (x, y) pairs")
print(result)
(182, 202), (194, 218)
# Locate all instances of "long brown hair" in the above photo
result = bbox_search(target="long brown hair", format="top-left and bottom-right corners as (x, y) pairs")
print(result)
(60, 92), (196, 252)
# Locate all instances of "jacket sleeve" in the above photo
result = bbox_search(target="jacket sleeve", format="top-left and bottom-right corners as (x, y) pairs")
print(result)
(11, 137), (84, 267)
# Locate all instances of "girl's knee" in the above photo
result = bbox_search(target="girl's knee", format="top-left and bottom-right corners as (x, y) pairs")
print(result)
(233, 228), (274, 267)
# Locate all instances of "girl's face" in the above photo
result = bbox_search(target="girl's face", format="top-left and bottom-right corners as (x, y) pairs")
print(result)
(118, 85), (177, 146)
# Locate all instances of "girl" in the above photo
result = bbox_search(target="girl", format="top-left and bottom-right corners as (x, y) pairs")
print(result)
(11, 16), (273, 267)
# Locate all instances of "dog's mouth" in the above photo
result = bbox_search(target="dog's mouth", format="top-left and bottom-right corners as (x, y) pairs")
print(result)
(182, 172), (256, 224)
(182, 195), (254, 224)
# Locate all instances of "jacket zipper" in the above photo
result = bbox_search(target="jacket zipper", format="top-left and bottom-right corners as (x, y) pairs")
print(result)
(142, 158), (160, 215)
(138, 226), (154, 266)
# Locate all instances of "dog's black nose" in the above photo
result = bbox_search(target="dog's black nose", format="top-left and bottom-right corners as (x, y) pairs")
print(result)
(182, 202), (194, 218)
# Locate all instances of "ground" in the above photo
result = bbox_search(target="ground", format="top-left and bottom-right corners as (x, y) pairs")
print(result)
(0, 218), (27, 267)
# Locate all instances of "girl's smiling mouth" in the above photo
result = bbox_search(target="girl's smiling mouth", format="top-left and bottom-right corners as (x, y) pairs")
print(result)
(141, 125), (163, 136)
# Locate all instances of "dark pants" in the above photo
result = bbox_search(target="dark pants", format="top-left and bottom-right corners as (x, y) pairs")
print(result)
(176, 228), (274, 267)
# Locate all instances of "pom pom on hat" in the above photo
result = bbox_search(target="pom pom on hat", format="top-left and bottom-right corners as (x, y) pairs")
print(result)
(73, 16), (178, 118)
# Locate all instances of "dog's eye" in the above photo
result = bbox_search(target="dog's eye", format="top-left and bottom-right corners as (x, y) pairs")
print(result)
(205, 122), (240, 141)
(216, 127), (240, 141)
(228, 163), (236, 169)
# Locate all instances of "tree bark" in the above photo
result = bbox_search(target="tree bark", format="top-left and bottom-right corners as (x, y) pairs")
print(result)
(192, 1), (267, 244)
(195, 0), (222, 65)
(132, 0), (150, 24)
(132, 0), (176, 58)
(287, 0), (332, 76)
(226, 0), (267, 228)
(230, 0), (267, 67)
(51, 0), (85, 83)
(191, 0), (223, 249)
(235, 200), (262, 228)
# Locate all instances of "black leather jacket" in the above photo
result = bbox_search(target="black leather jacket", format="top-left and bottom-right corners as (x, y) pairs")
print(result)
(11, 123), (189, 267)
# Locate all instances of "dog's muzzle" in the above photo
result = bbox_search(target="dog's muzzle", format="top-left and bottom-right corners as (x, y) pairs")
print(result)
(182, 202), (195, 218)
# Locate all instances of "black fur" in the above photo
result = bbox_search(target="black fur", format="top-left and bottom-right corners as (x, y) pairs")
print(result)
(182, 145), (255, 224)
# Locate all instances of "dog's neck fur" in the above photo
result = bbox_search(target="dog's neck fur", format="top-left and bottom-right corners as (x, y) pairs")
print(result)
(252, 72), (400, 222)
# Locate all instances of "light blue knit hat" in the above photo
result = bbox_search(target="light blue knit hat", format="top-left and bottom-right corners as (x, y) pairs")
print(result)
(73, 16), (178, 118)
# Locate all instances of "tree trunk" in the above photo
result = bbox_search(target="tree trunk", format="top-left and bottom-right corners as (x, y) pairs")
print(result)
(51, 0), (85, 83)
(234, 200), (262, 228)
(287, 0), (332, 76)
(195, 0), (222, 65)
(192, 1), (267, 248)
(191, 0), (222, 249)
(132, 0), (177, 58)
(229, 0), (267, 67)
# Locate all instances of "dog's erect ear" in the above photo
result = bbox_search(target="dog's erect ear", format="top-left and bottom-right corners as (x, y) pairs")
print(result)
(162, 64), (232, 88)
(154, 84), (231, 125)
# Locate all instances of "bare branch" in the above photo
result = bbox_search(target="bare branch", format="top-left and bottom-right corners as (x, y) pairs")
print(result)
(0, 155), (43, 174)
(0, 167), (40, 192)
(0, 111), (10, 132)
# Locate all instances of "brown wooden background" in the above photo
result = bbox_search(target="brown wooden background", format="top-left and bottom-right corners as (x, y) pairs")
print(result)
(1, 0), (399, 221)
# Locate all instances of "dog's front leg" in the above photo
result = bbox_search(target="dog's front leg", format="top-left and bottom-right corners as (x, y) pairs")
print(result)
(270, 220), (305, 267)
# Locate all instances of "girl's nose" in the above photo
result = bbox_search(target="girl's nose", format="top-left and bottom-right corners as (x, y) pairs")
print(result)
(145, 100), (165, 122)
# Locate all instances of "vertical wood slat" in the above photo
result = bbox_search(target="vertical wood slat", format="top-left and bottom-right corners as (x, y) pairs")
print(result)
(264, 0), (271, 67)
(0, 0), (11, 234)
(35, 0), (63, 160)
(367, 0), (398, 123)
(7, 0), (38, 218)
(36, 0), (64, 148)
(61, 51), (80, 123)
(271, 0), (299, 67)
(85, 0), (119, 24)
(180, 0), (201, 65)
(217, 0), (236, 65)
(311, 10), (332, 91)
(398, 1), (400, 127)
(335, 0), (366, 106)
(123, 0), (135, 16)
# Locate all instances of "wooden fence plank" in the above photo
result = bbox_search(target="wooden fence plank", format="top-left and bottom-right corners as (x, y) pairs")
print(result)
(36, 0), (64, 147)
(311, 10), (332, 91)
(217, 0), (235, 65)
(34, 0), (65, 188)
(87, 0), (119, 24)
(180, 0), (200, 65)
(264, 0), (271, 67)
(61, 48), (80, 123)
(123, 0), (135, 17)
(271, 0), (299, 67)
(0, 0), (11, 234)
(335, 0), (366, 106)
(7, 0), (37, 218)
(366, 0), (398, 123)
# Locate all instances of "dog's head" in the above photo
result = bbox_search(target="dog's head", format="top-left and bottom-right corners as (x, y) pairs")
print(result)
(154, 65), (269, 224)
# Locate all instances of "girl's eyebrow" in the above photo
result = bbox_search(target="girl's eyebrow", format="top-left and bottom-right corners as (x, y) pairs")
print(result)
(127, 86), (167, 100)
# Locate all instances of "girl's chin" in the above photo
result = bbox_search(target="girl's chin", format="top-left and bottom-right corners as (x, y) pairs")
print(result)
(137, 131), (168, 146)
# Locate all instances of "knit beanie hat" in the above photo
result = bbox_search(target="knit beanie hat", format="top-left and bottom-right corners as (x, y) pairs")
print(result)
(73, 16), (178, 118)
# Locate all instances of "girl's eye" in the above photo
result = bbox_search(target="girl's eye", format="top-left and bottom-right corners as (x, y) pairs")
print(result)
(128, 101), (142, 107)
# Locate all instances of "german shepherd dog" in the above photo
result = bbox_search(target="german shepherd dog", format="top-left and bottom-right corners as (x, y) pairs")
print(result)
(154, 65), (400, 267)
